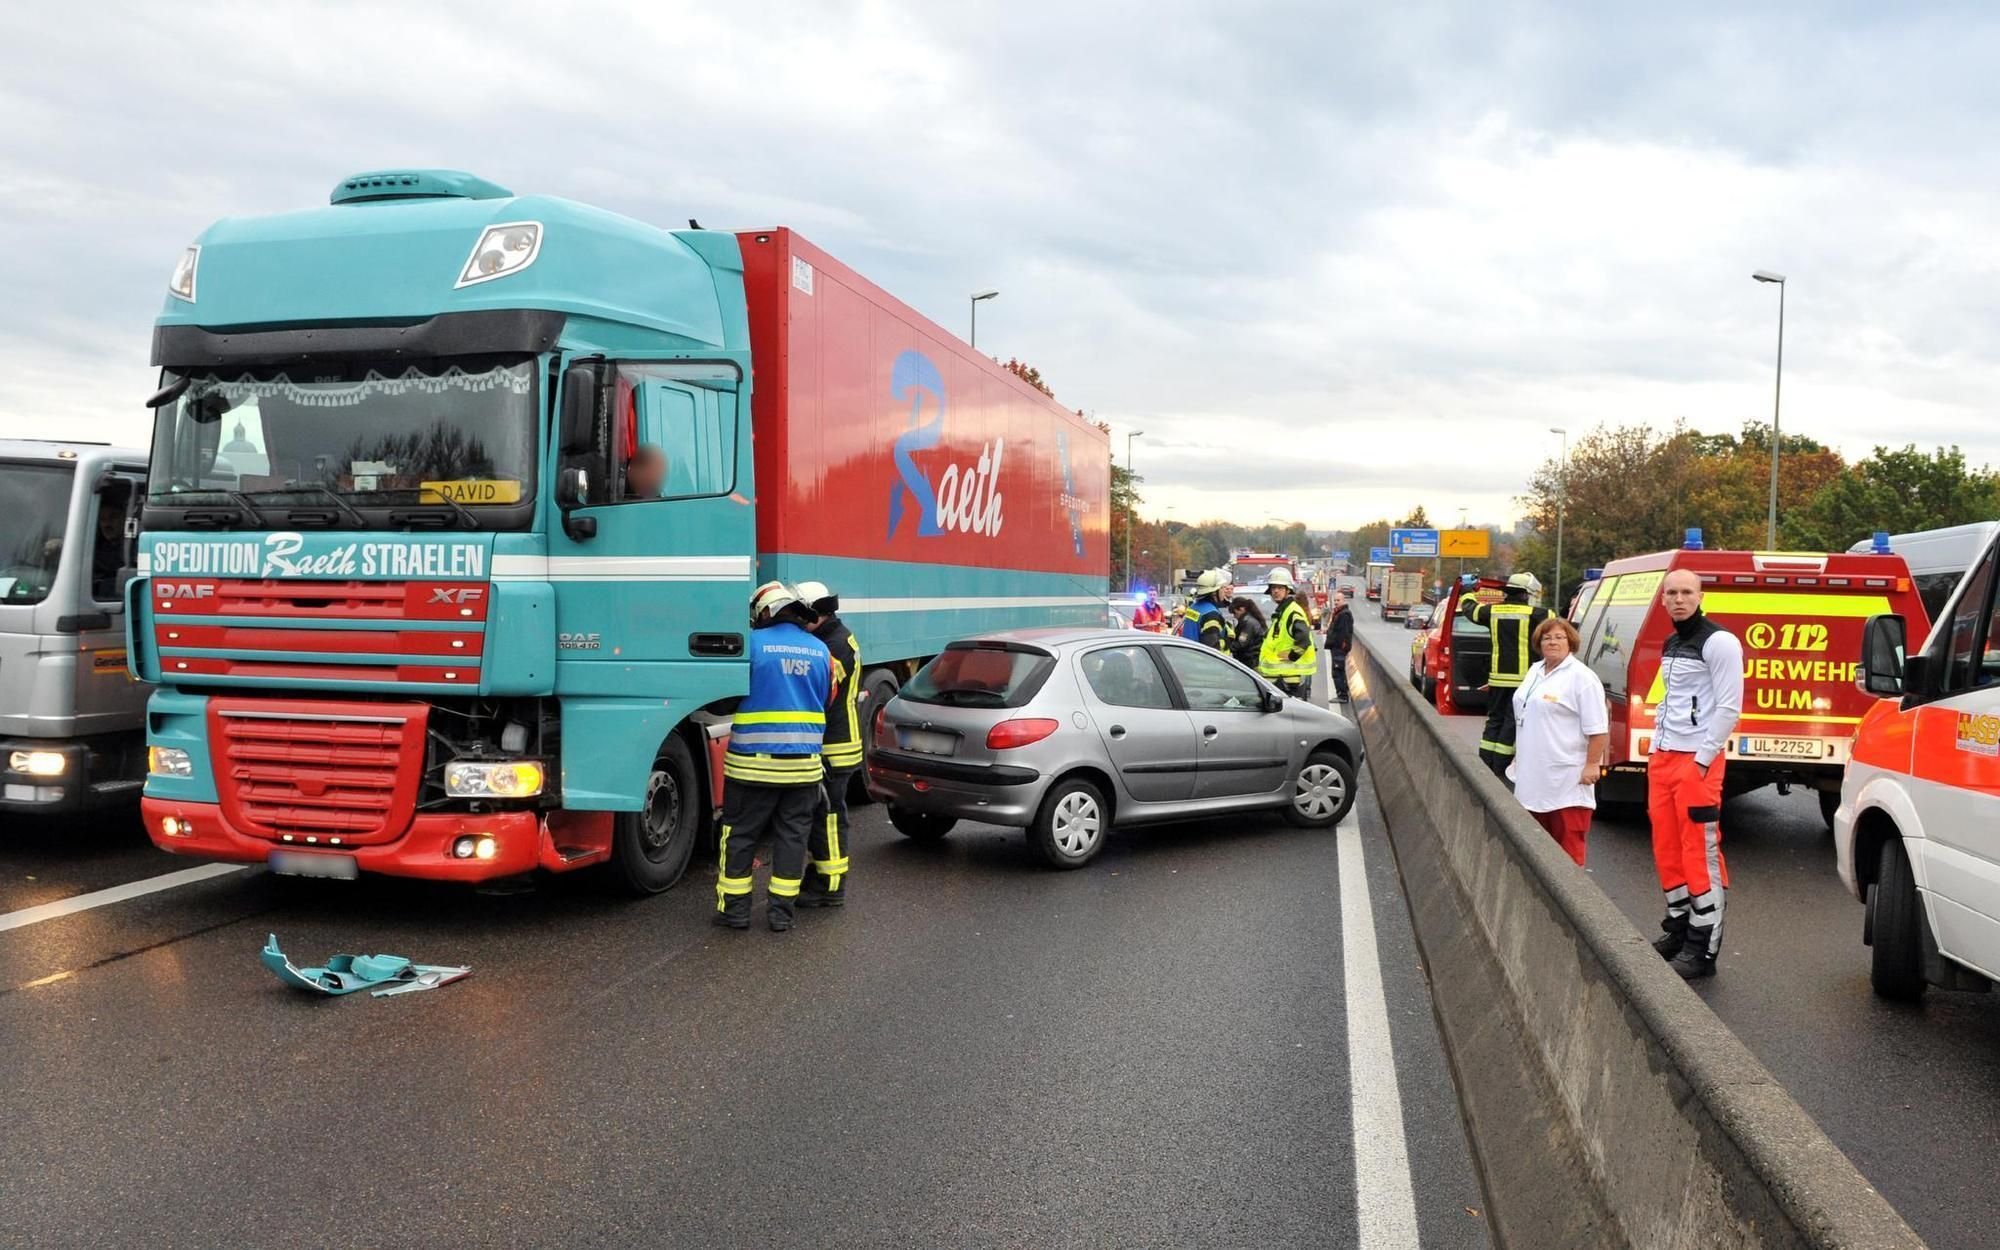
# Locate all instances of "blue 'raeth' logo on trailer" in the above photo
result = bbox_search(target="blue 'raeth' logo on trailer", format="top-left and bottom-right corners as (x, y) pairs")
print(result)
(887, 351), (945, 539)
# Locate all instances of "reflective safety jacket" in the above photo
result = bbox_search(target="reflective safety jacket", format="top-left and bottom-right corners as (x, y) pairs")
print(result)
(1259, 595), (1318, 680)
(1180, 598), (1232, 651)
(813, 614), (863, 772)
(1462, 597), (1548, 688)
(726, 621), (833, 786)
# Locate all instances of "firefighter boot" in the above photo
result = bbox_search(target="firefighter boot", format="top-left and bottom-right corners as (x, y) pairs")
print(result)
(712, 896), (751, 930)
(767, 900), (795, 933)
(1669, 925), (1718, 980)
(1652, 913), (1689, 959)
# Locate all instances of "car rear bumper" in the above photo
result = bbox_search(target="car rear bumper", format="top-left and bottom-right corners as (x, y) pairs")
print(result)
(866, 749), (1048, 827)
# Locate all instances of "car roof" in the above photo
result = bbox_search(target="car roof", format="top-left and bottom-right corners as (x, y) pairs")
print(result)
(951, 625), (1204, 652)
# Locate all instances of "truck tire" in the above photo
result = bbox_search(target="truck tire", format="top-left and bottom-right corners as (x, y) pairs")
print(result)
(1030, 776), (1109, 868)
(888, 805), (955, 841)
(610, 735), (702, 895)
(1869, 838), (1926, 1002)
(851, 669), (902, 807)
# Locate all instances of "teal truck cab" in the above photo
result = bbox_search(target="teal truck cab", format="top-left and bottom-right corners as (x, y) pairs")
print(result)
(134, 170), (1109, 890)
(0, 440), (149, 813)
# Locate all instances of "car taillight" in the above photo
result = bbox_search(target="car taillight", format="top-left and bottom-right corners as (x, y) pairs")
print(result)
(986, 718), (1060, 750)
(874, 704), (894, 749)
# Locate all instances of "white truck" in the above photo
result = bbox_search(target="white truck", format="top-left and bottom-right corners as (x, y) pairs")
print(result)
(1382, 570), (1424, 622)
(0, 440), (150, 815)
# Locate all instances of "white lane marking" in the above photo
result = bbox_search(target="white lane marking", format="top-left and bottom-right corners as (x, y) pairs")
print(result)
(0, 864), (248, 934)
(1339, 814), (1421, 1247)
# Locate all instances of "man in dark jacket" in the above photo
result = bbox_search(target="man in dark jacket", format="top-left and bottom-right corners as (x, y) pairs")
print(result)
(1323, 591), (1354, 703)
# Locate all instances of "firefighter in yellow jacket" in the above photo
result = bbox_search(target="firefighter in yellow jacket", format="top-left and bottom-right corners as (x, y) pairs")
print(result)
(1258, 568), (1318, 700)
(795, 580), (860, 908)
(1461, 572), (1550, 782)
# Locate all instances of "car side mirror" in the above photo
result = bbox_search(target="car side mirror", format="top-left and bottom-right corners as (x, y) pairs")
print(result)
(1260, 688), (1284, 713)
(556, 467), (597, 540)
(1859, 614), (1908, 697)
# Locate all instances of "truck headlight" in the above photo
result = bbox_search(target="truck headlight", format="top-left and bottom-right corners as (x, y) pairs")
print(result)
(148, 747), (192, 778)
(10, 750), (68, 777)
(169, 244), (200, 302)
(455, 221), (542, 288)
(445, 760), (545, 798)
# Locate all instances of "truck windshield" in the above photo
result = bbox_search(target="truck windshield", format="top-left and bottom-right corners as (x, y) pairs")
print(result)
(0, 462), (75, 605)
(147, 356), (537, 528)
(1233, 562), (1289, 587)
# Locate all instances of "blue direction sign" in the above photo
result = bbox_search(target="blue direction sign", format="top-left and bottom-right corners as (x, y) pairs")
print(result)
(1331, 549), (1351, 562)
(1368, 546), (1392, 563)
(1390, 528), (1440, 557)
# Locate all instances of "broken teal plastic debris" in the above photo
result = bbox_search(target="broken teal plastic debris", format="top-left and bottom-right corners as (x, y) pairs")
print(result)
(262, 934), (471, 997)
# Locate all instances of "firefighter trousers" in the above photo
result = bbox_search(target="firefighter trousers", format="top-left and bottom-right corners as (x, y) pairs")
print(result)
(1478, 687), (1520, 782)
(804, 768), (855, 901)
(715, 778), (818, 925)
(1648, 751), (1728, 957)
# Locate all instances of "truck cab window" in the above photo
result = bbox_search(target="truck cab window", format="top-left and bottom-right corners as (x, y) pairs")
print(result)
(90, 478), (136, 603)
(616, 367), (737, 502)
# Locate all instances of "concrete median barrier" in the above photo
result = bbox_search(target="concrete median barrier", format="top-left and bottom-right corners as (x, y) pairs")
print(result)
(1346, 637), (1921, 1249)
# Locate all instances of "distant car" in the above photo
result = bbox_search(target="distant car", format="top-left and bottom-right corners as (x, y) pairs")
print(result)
(1403, 602), (1434, 630)
(867, 628), (1364, 868)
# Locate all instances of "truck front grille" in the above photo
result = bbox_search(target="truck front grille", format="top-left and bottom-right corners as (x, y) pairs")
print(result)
(208, 699), (430, 844)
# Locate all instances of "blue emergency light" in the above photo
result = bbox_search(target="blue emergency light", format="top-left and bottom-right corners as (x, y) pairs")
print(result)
(1684, 528), (1704, 550)
(1872, 531), (1892, 555)
(1583, 567), (1603, 581)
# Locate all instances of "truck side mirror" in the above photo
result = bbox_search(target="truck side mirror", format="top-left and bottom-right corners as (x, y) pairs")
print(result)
(1859, 614), (1908, 697)
(560, 363), (601, 456)
(556, 467), (596, 540)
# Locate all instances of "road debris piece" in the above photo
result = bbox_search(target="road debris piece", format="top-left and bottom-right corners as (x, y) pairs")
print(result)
(261, 934), (471, 997)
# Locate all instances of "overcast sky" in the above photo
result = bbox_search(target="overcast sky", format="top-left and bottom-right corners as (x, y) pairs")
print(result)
(5, 1), (2000, 530)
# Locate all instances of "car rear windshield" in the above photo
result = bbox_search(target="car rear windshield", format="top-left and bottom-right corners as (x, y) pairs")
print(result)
(901, 643), (1057, 709)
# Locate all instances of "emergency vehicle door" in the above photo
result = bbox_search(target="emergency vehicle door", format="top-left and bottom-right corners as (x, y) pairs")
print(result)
(1905, 542), (2000, 976)
(1077, 644), (1198, 804)
(1156, 646), (1292, 799)
(549, 361), (754, 687)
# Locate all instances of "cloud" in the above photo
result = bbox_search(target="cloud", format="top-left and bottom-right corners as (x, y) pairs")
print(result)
(6, 2), (2000, 536)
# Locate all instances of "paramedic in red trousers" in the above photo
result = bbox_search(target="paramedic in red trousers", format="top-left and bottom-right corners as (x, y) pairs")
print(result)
(715, 582), (833, 933)
(794, 580), (859, 908)
(1648, 569), (1744, 979)
(1509, 617), (1608, 866)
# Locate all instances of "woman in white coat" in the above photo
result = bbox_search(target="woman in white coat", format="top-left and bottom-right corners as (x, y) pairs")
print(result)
(1510, 617), (1609, 866)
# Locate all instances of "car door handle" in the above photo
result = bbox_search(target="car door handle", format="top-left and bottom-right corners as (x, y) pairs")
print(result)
(1108, 725), (1127, 739)
(1202, 725), (1219, 738)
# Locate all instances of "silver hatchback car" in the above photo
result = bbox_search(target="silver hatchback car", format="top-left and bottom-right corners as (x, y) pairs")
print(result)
(866, 627), (1364, 868)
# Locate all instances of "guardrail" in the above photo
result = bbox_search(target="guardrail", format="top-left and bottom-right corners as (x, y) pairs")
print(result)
(1347, 636), (1921, 1248)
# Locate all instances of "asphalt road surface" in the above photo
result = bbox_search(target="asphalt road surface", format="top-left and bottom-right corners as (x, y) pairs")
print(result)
(1351, 605), (2000, 1250)
(2, 762), (1488, 1247)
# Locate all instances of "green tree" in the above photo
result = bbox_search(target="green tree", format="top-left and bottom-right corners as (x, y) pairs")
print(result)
(1791, 445), (2000, 551)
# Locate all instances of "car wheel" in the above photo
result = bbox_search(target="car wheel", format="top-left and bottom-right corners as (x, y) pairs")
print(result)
(1031, 777), (1108, 868)
(1869, 838), (1926, 1002)
(1421, 674), (1437, 703)
(610, 735), (701, 895)
(888, 805), (955, 841)
(1818, 788), (1840, 832)
(1285, 749), (1355, 828)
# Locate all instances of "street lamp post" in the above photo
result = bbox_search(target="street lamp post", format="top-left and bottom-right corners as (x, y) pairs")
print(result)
(1753, 270), (1786, 548)
(1550, 427), (1567, 607)
(970, 288), (999, 348)
(1124, 430), (1144, 592)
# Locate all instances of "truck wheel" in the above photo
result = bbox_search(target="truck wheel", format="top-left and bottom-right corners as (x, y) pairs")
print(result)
(1818, 789), (1840, 832)
(888, 805), (955, 841)
(851, 670), (902, 808)
(1869, 839), (1926, 1002)
(1031, 777), (1108, 868)
(1286, 749), (1356, 828)
(611, 736), (701, 895)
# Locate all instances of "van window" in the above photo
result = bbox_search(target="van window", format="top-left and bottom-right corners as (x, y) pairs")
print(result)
(1584, 573), (1660, 702)
(1932, 550), (1998, 694)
